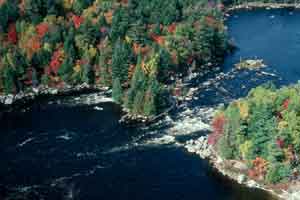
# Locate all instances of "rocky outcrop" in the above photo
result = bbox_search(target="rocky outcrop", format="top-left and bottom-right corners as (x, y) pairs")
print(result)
(235, 59), (266, 70)
(227, 2), (300, 11)
(185, 136), (213, 159)
(167, 107), (215, 136)
(0, 84), (112, 111)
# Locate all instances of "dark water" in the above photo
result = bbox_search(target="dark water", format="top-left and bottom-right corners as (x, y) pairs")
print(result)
(1, 9), (300, 200)
(0, 100), (272, 200)
(224, 9), (300, 84)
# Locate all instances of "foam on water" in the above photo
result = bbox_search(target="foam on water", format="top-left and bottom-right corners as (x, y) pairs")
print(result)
(17, 137), (35, 147)
(56, 134), (73, 141)
(143, 135), (176, 146)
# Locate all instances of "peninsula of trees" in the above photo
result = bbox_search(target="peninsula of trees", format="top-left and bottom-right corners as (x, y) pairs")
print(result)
(211, 84), (300, 184)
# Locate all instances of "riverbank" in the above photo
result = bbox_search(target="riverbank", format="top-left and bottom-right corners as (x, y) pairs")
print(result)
(0, 82), (176, 126)
(0, 83), (113, 112)
(227, 2), (300, 12)
(184, 135), (300, 200)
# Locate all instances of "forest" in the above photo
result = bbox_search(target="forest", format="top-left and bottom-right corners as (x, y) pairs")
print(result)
(0, 0), (229, 116)
(210, 84), (300, 184)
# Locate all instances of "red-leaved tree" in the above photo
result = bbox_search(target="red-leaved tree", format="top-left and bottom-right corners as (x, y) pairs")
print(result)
(282, 98), (290, 110)
(167, 23), (177, 33)
(72, 15), (84, 29)
(36, 23), (49, 38)
(208, 114), (226, 145)
(276, 138), (285, 149)
(48, 50), (64, 75)
(7, 23), (18, 44)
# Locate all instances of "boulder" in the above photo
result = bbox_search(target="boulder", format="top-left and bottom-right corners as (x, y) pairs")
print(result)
(4, 95), (14, 105)
(233, 161), (248, 171)
(247, 180), (259, 188)
(237, 174), (246, 184)
(0, 96), (5, 104)
(49, 89), (58, 95)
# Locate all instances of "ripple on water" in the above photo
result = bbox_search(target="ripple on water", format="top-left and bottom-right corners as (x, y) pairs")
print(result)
(17, 137), (35, 147)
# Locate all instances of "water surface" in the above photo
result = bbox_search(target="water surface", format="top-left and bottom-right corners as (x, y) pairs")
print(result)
(224, 9), (300, 84)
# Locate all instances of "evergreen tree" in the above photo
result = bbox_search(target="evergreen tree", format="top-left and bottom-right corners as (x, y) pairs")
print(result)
(126, 20), (148, 44)
(82, 63), (94, 84)
(156, 48), (172, 83)
(1, 65), (15, 94)
(194, 19), (214, 64)
(266, 163), (291, 184)
(31, 49), (51, 70)
(267, 140), (284, 163)
(58, 58), (73, 83)
(112, 77), (123, 104)
(143, 77), (161, 116)
(111, 7), (129, 42)
(248, 104), (277, 158)
(72, 0), (93, 15)
(58, 28), (76, 83)
(133, 90), (145, 114)
(98, 44), (112, 86)
(0, 0), (19, 32)
(217, 134), (234, 159)
(126, 56), (147, 110)
(111, 39), (131, 85)
(222, 104), (242, 158)
(32, 67), (38, 87)
(283, 111), (300, 151)
(1, 50), (27, 93)
(24, 0), (44, 23)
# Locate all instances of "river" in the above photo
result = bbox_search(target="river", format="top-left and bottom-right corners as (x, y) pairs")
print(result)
(1, 8), (300, 200)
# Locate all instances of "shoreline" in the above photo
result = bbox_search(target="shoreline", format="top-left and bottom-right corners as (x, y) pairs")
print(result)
(226, 2), (300, 12)
(184, 136), (300, 200)
(0, 83), (175, 126)
(0, 84), (113, 112)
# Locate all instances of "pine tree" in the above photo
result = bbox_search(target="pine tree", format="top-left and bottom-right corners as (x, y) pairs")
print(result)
(98, 44), (112, 86)
(58, 29), (76, 83)
(72, 0), (93, 15)
(32, 67), (38, 87)
(194, 19), (214, 64)
(126, 55), (147, 110)
(0, 0), (19, 32)
(143, 77), (161, 116)
(133, 90), (145, 114)
(1, 50), (27, 93)
(267, 140), (284, 163)
(24, 0), (44, 23)
(31, 49), (51, 70)
(58, 58), (73, 83)
(283, 111), (300, 151)
(1, 66), (15, 94)
(110, 7), (129, 42)
(222, 104), (242, 158)
(112, 77), (123, 104)
(126, 20), (148, 44)
(82, 63), (94, 84)
(248, 104), (276, 158)
(111, 39), (131, 85)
